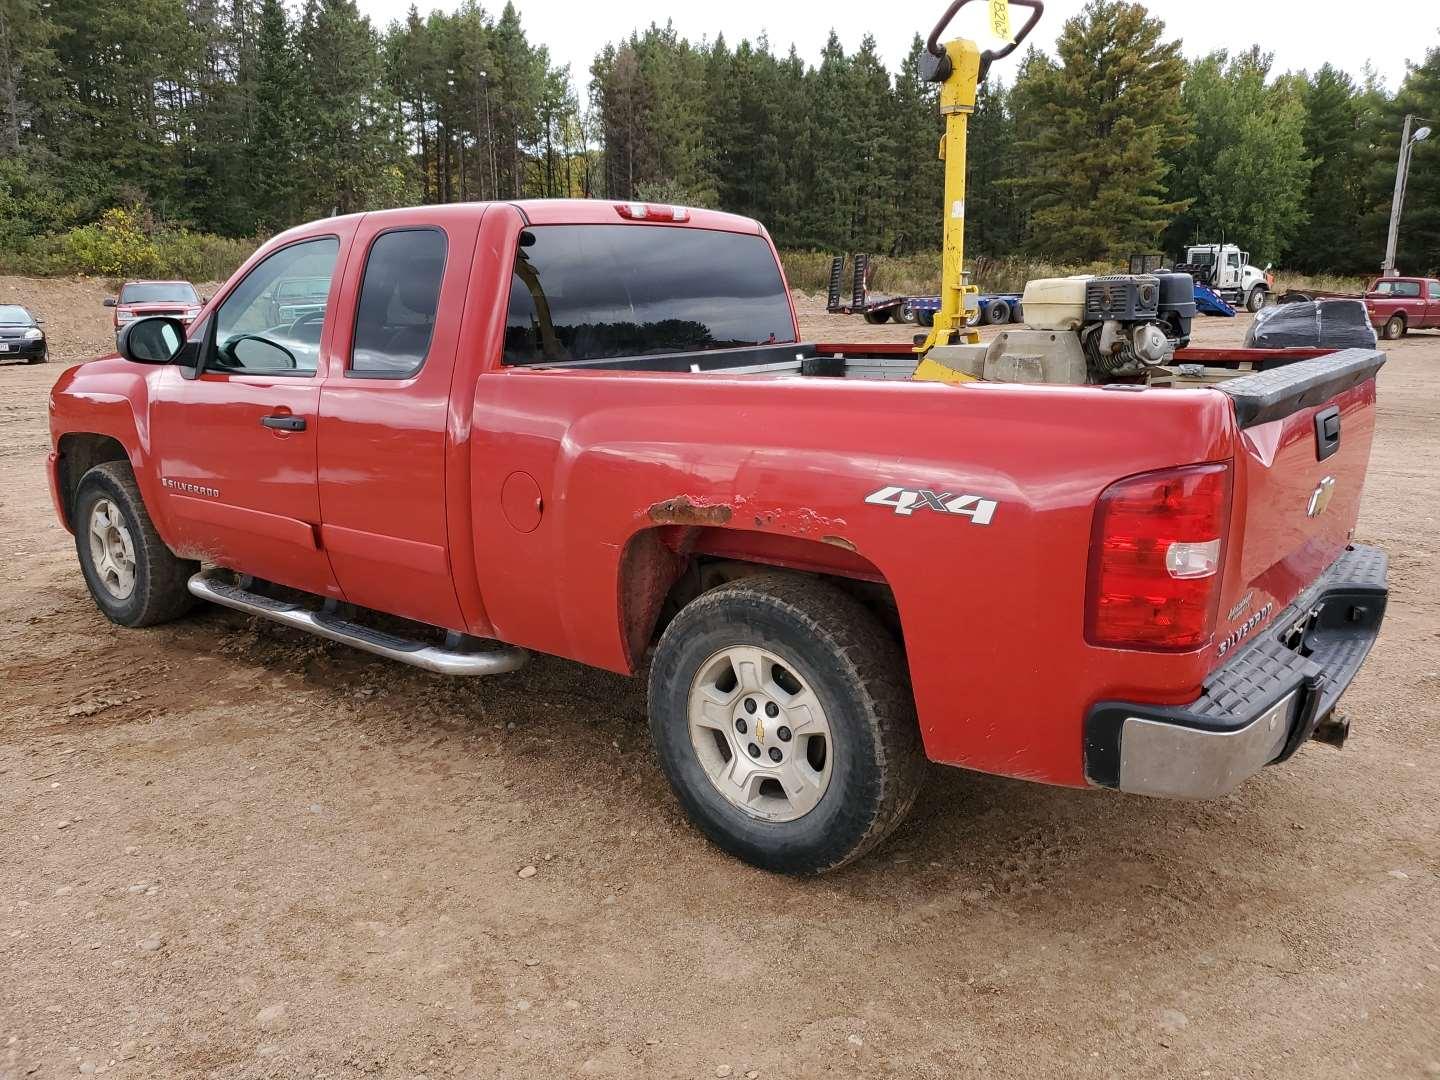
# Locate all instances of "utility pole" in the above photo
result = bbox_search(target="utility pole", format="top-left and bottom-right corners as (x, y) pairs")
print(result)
(1383, 114), (1432, 277)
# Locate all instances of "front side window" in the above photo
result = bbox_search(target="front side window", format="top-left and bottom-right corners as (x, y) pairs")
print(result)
(211, 238), (340, 375)
(1226, 253), (1241, 269)
(350, 229), (447, 377)
(503, 225), (795, 366)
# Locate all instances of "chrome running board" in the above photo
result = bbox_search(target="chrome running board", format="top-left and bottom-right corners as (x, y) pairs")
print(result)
(188, 571), (528, 677)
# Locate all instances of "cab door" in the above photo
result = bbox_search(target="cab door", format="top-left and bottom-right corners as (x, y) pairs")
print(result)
(314, 207), (481, 631)
(150, 232), (353, 598)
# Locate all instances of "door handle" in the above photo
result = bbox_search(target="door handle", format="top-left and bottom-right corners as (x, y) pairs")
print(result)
(261, 414), (306, 432)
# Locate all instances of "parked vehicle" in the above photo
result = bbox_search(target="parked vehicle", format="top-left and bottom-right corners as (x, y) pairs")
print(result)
(1364, 276), (1440, 340)
(104, 281), (203, 343)
(48, 200), (1388, 874)
(1174, 243), (1273, 312)
(0, 304), (47, 364)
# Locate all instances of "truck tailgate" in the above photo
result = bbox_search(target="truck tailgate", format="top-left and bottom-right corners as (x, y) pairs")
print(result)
(1216, 349), (1385, 660)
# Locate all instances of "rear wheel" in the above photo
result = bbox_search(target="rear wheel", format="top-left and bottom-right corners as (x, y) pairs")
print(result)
(916, 308), (935, 327)
(894, 301), (916, 324)
(73, 461), (197, 627)
(862, 309), (892, 325)
(1383, 314), (1407, 340)
(648, 574), (926, 875)
(987, 299), (1012, 326)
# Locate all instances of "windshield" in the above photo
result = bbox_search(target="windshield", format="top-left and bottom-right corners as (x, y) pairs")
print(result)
(120, 282), (198, 305)
(503, 224), (796, 365)
(0, 305), (33, 324)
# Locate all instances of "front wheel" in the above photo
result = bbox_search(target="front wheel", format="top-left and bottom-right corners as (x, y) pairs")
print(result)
(648, 574), (926, 874)
(1382, 314), (1406, 340)
(73, 461), (198, 627)
(1245, 287), (1267, 313)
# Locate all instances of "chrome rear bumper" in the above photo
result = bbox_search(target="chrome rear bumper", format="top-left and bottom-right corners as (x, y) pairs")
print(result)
(1084, 545), (1387, 800)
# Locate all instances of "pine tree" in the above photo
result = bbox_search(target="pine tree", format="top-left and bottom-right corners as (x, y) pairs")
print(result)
(1014, 0), (1190, 262)
(249, 0), (297, 230)
(1164, 48), (1312, 263)
(1376, 46), (1440, 275)
(1286, 65), (1369, 272)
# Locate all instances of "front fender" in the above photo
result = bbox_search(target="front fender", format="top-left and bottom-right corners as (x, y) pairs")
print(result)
(49, 360), (173, 541)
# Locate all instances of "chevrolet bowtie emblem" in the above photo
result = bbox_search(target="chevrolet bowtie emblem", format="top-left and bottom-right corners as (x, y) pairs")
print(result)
(1307, 476), (1336, 518)
(754, 718), (765, 742)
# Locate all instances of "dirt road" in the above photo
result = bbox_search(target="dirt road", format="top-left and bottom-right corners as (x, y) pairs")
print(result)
(2, 278), (1438, 1079)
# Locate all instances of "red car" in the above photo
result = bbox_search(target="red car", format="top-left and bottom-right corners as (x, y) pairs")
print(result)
(1365, 276), (1440, 340)
(103, 280), (203, 343)
(46, 201), (1388, 873)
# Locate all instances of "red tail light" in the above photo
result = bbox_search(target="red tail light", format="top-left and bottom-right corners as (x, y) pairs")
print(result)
(1086, 463), (1232, 651)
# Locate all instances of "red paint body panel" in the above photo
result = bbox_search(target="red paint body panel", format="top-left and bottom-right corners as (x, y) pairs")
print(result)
(1364, 276), (1440, 329)
(47, 200), (1385, 793)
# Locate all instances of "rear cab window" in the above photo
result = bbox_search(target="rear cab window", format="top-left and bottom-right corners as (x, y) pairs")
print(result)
(503, 225), (795, 366)
(1374, 280), (1422, 298)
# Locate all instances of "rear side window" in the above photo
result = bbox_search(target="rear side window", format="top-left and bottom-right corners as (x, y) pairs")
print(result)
(351, 229), (447, 377)
(1429, 280), (1440, 297)
(503, 225), (795, 365)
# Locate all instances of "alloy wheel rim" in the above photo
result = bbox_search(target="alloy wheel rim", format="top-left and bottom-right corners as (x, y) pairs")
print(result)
(687, 645), (834, 822)
(88, 498), (137, 601)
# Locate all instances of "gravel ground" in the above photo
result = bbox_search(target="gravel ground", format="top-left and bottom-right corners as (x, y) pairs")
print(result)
(1, 277), (1437, 1079)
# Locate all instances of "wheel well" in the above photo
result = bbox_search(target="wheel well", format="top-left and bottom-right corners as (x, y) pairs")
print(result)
(56, 433), (130, 529)
(1389, 311), (1407, 325)
(618, 527), (903, 669)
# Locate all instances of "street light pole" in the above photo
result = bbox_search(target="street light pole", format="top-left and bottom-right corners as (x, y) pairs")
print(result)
(1382, 114), (1432, 277)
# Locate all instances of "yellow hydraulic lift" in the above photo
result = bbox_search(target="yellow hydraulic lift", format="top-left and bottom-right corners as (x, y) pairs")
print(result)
(913, 0), (1045, 364)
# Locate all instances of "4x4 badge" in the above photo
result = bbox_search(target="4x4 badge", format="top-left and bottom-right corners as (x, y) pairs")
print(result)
(864, 486), (997, 524)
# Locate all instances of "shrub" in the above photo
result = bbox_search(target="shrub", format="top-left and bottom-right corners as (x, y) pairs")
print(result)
(0, 206), (260, 281)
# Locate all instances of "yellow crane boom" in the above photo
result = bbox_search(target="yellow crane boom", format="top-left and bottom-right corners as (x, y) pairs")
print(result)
(914, 0), (1045, 356)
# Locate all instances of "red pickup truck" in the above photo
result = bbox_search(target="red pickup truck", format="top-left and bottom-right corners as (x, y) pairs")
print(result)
(47, 200), (1389, 874)
(1365, 276), (1440, 340)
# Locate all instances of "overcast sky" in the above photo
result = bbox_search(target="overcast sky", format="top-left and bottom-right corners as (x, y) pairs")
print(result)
(355, 0), (1436, 95)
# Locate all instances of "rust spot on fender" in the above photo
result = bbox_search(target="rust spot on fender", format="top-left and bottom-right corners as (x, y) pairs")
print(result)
(648, 496), (733, 527)
(820, 535), (858, 553)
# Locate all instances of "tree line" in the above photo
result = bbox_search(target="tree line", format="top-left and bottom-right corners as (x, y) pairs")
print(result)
(0, 0), (1436, 275)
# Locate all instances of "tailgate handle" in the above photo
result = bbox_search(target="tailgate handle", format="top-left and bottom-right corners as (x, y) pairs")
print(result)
(1314, 406), (1340, 461)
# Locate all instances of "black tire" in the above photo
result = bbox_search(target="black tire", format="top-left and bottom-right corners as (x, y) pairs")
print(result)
(916, 309), (935, 327)
(862, 309), (891, 325)
(987, 299), (1012, 326)
(73, 461), (198, 628)
(648, 573), (926, 875)
(1383, 314), (1406, 341)
(1245, 287), (1266, 313)
(27, 351), (46, 364)
(894, 301), (916, 324)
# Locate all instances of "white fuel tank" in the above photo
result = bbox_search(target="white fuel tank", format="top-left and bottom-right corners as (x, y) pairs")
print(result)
(1020, 275), (1092, 331)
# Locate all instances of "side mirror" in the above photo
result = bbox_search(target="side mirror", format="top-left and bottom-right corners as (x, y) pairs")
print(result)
(35, 316), (44, 325)
(103, 297), (117, 308)
(201, 296), (211, 304)
(118, 316), (187, 365)
(1264, 263), (1274, 272)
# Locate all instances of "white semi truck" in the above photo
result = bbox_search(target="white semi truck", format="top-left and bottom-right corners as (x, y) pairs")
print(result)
(1175, 243), (1275, 313)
